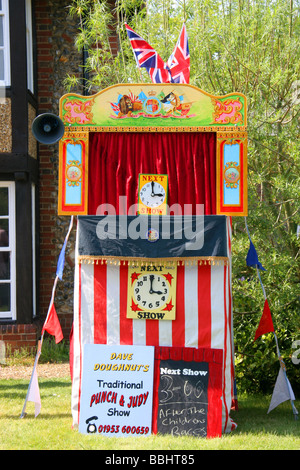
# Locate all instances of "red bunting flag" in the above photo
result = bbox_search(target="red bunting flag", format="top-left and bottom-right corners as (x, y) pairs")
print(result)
(42, 303), (63, 344)
(254, 299), (274, 341)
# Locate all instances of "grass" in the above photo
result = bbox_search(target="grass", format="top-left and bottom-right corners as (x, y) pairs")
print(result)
(0, 374), (299, 450)
(4, 338), (70, 366)
(1, 341), (299, 450)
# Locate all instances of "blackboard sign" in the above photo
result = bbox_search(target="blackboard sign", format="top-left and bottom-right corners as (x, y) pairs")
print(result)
(152, 346), (223, 438)
(157, 359), (209, 438)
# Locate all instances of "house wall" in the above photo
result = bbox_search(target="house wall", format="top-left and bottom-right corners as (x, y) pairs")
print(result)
(0, 0), (119, 353)
(36, 0), (119, 341)
(35, 0), (83, 341)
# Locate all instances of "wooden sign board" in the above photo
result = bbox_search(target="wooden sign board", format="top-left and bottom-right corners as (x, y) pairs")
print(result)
(78, 344), (154, 436)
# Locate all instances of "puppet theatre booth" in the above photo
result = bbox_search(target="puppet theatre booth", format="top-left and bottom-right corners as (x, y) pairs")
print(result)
(59, 83), (248, 437)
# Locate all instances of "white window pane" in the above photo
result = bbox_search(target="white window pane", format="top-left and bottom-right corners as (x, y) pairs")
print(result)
(0, 17), (3, 47)
(0, 49), (4, 81)
(0, 219), (8, 246)
(0, 283), (10, 312)
(0, 187), (8, 215)
(0, 251), (9, 280)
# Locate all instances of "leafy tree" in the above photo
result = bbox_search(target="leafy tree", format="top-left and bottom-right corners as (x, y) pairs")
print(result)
(65, 0), (300, 395)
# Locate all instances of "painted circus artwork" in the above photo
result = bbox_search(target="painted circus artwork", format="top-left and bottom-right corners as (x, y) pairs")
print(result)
(60, 83), (247, 130)
(110, 89), (195, 119)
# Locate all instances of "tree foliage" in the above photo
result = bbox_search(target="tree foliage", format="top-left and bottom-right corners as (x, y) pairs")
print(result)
(65, 0), (300, 395)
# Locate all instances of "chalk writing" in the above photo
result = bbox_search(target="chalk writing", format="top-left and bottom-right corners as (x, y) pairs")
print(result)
(157, 359), (209, 437)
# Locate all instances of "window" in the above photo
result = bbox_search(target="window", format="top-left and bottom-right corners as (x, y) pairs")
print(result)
(26, 0), (34, 93)
(0, 0), (10, 86)
(0, 182), (16, 319)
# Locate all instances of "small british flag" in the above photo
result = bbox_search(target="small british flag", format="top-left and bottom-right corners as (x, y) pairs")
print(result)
(125, 23), (171, 83)
(167, 23), (190, 84)
(125, 23), (190, 84)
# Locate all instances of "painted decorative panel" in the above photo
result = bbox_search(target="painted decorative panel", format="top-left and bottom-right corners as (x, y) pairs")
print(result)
(58, 84), (248, 216)
(216, 132), (248, 216)
(58, 132), (88, 215)
(59, 83), (247, 132)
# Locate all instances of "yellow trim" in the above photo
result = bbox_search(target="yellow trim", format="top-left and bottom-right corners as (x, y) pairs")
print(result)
(63, 125), (247, 133)
(77, 255), (229, 266)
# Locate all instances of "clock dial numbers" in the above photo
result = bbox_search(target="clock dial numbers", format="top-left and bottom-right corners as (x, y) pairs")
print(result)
(139, 182), (165, 208)
(138, 175), (168, 214)
(133, 274), (169, 311)
(127, 261), (176, 320)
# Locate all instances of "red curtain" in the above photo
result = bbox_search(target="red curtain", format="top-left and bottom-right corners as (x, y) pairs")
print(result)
(88, 132), (216, 215)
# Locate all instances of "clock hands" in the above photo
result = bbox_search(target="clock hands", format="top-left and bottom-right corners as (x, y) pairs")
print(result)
(151, 181), (155, 196)
(151, 181), (164, 198)
(149, 275), (163, 295)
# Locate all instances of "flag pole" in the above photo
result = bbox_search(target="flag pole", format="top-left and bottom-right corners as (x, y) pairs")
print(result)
(20, 216), (74, 418)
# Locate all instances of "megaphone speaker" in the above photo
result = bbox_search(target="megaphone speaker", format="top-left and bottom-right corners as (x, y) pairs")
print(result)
(32, 113), (65, 144)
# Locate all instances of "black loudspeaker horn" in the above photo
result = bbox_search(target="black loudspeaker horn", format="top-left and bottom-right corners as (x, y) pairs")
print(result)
(32, 113), (65, 144)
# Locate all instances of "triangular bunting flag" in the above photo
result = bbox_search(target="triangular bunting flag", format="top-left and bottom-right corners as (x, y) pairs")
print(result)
(268, 367), (296, 413)
(254, 299), (274, 341)
(42, 303), (63, 344)
(27, 365), (41, 417)
(246, 240), (266, 270)
(56, 239), (67, 281)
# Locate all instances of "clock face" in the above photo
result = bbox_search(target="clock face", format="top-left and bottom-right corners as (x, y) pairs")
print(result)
(127, 263), (177, 320)
(139, 182), (166, 209)
(138, 174), (168, 215)
(134, 273), (170, 311)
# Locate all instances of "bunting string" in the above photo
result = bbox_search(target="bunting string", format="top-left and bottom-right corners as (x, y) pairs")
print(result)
(244, 217), (298, 419)
(20, 216), (74, 418)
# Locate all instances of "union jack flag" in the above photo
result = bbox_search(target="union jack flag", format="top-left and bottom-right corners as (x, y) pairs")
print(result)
(125, 23), (190, 84)
(125, 23), (171, 83)
(167, 23), (190, 84)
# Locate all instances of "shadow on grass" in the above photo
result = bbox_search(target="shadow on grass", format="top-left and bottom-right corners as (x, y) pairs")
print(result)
(229, 395), (299, 436)
(0, 380), (71, 401)
(2, 412), (72, 420)
(1, 380), (298, 439)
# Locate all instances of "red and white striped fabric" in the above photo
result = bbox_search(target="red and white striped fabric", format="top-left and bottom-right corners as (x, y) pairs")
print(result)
(71, 217), (236, 433)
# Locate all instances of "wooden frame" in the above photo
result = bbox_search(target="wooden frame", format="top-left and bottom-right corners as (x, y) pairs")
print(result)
(216, 132), (248, 216)
(58, 131), (89, 215)
(58, 83), (248, 216)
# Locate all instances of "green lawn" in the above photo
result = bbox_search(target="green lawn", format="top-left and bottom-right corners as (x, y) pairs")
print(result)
(0, 375), (299, 450)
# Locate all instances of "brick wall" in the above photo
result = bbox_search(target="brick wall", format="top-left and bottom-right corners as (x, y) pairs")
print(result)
(34, 0), (119, 345)
(3, 0), (119, 354)
(35, 0), (83, 343)
(0, 324), (38, 354)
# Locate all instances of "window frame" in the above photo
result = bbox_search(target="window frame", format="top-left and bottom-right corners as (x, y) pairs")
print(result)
(0, 0), (11, 87)
(0, 181), (16, 320)
(26, 0), (34, 93)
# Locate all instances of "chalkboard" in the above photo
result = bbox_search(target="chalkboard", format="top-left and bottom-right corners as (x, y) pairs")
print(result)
(157, 359), (209, 438)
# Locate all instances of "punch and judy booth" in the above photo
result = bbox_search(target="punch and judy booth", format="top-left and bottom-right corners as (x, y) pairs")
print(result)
(58, 83), (247, 437)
